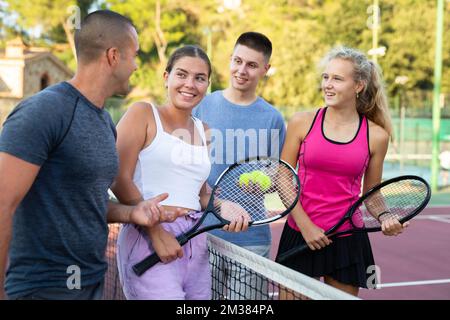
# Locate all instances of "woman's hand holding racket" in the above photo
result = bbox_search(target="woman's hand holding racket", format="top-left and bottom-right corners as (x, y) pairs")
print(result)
(220, 200), (251, 232)
(133, 157), (300, 276)
(276, 175), (431, 263)
(300, 220), (333, 251)
(301, 212), (407, 252)
(147, 225), (184, 264)
(379, 214), (409, 236)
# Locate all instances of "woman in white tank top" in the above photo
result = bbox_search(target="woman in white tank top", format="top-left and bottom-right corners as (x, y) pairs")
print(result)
(111, 45), (248, 300)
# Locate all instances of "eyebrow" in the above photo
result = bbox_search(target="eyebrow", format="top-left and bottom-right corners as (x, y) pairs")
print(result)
(175, 67), (208, 77)
(321, 72), (344, 78)
(233, 55), (259, 66)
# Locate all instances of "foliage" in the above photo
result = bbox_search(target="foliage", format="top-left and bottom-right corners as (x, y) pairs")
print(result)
(4, 0), (96, 67)
(2, 0), (449, 117)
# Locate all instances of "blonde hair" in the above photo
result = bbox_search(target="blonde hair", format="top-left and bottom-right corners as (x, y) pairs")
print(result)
(321, 46), (392, 137)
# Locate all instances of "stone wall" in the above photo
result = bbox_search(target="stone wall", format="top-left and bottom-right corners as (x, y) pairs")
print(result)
(23, 57), (72, 97)
(0, 56), (72, 129)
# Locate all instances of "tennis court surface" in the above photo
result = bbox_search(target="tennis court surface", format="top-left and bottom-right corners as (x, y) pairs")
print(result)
(104, 203), (450, 300)
(269, 205), (450, 300)
(104, 225), (357, 300)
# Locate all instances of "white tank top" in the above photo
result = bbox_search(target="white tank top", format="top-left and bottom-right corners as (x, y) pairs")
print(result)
(133, 104), (211, 210)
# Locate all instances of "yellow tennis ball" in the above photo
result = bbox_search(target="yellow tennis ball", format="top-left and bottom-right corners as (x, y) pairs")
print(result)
(250, 170), (271, 191)
(250, 170), (265, 183)
(239, 173), (252, 187)
(258, 175), (272, 192)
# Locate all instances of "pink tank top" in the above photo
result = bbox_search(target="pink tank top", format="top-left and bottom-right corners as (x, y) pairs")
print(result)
(287, 107), (370, 233)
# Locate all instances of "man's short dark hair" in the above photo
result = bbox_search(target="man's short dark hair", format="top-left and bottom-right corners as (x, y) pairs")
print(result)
(74, 10), (135, 63)
(234, 32), (272, 62)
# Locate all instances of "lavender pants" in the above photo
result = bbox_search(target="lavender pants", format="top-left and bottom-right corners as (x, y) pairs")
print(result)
(117, 211), (211, 300)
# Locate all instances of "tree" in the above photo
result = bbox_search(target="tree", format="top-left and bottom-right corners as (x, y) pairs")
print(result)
(7, 0), (446, 115)
(108, 0), (203, 103)
(6, 0), (96, 59)
(108, 0), (450, 112)
(0, 3), (7, 45)
(0, 1), (22, 44)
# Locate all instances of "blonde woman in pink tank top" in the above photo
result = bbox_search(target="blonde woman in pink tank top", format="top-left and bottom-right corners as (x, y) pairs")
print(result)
(276, 47), (409, 297)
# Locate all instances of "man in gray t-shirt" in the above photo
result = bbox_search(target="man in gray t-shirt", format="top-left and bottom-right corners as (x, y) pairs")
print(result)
(0, 10), (180, 300)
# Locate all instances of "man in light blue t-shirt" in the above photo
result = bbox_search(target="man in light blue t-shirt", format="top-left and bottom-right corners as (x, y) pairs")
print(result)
(193, 32), (286, 299)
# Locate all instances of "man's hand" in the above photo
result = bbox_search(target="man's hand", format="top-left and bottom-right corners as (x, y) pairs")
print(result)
(129, 193), (187, 227)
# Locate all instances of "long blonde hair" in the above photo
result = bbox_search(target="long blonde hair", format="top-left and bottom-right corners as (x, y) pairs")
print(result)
(321, 46), (392, 137)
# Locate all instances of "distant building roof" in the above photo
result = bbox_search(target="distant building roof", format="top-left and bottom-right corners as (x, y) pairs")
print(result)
(1, 38), (70, 71)
(0, 37), (73, 98)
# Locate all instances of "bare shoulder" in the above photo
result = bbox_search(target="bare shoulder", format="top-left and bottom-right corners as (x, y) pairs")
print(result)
(119, 101), (155, 125)
(368, 120), (390, 157)
(288, 110), (316, 127)
(287, 110), (318, 137)
(126, 101), (154, 117)
(368, 120), (389, 144)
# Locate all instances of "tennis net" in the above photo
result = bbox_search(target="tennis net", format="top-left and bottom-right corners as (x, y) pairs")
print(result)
(104, 223), (358, 300)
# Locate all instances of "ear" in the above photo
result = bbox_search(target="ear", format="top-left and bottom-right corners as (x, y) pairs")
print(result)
(163, 71), (169, 88)
(106, 47), (120, 67)
(355, 80), (366, 95)
(264, 63), (271, 74)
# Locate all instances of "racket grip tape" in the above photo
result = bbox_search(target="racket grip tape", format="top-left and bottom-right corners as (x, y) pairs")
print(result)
(132, 253), (161, 276)
(176, 234), (189, 245)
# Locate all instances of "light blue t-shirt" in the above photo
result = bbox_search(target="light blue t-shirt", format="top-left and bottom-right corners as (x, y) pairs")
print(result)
(193, 90), (286, 247)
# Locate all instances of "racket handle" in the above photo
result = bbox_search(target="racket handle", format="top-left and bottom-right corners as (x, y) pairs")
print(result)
(132, 234), (191, 276)
(132, 253), (161, 276)
(276, 242), (310, 263)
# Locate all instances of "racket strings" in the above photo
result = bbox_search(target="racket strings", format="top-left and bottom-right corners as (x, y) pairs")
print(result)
(213, 160), (299, 223)
(355, 179), (429, 229)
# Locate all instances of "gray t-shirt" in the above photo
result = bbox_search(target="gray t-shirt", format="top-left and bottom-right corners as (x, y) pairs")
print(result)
(0, 82), (119, 298)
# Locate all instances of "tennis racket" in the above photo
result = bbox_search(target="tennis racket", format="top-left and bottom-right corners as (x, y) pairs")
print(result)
(133, 157), (300, 276)
(276, 175), (431, 263)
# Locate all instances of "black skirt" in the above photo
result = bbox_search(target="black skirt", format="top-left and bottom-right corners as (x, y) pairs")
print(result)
(275, 221), (377, 288)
